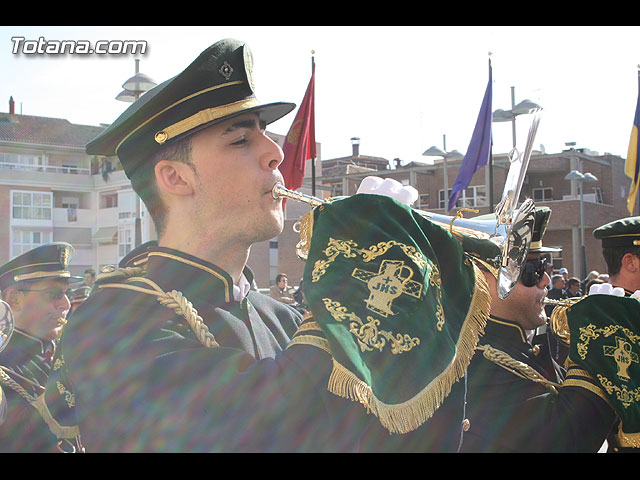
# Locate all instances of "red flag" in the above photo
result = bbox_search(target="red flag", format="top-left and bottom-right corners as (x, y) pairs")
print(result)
(281, 61), (316, 192)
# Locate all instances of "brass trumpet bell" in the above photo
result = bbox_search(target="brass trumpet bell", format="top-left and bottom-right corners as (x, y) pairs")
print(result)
(0, 300), (14, 354)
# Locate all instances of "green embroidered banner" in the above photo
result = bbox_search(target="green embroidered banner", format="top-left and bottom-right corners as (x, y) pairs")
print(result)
(565, 295), (640, 446)
(302, 193), (490, 434)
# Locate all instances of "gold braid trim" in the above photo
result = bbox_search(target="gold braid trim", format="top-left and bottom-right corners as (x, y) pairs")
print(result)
(617, 423), (640, 448)
(0, 367), (37, 402)
(0, 369), (83, 450)
(561, 378), (612, 406)
(98, 277), (219, 348)
(295, 321), (323, 334)
(95, 266), (146, 282)
(29, 393), (81, 440)
(287, 335), (332, 355)
(476, 344), (561, 395)
(563, 360), (617, 412)
(326, 260), (491, 435)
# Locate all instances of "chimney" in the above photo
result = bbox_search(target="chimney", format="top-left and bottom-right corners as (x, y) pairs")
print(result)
(394, 158), (402, 168)
(9, 96), (15, 115)
(351, 137), (360, 157)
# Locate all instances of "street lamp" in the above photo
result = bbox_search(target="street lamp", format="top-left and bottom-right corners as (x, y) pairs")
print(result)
(116, 59), (157, 102)
(492, 87), (541, 148)
(422, 144), (463, 212)
(564, 169), (599, 279)
(116, 59), (157, 249)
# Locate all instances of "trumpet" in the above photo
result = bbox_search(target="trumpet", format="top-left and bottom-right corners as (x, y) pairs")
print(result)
(543, 297), (581, 347)
(0, 300), (14, 354)
(273, 111), (542, 300)
(272, 181), (535, 300)
(542, 297), (580, 307)
(272, 184), (324, 208)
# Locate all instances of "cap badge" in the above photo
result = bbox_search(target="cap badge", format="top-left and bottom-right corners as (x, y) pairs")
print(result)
(219, 61), (233, 81)
(60, 247), (70, 267)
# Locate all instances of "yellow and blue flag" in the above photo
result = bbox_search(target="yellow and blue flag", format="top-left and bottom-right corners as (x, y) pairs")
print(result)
(625, 69), (640, 215)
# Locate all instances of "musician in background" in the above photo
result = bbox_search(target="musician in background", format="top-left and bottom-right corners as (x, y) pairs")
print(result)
(460, 207), (617, 452)
(593, 216), (640, 452)
(0, 243), (79, 452)
(594, 217), (640, 297)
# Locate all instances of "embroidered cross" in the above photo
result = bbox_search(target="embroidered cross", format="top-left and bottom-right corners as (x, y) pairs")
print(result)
(352, 259), (422, 318)
(603, 336), (639, 382)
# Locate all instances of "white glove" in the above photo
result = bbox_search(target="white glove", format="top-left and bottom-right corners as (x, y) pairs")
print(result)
(357, 176), (419, 206)
(588, 283), (625, 297)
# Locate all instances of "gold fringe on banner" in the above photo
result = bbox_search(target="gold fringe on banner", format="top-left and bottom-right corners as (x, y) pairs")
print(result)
(617, 424), (640, 448)
(326, 260), (490, 434)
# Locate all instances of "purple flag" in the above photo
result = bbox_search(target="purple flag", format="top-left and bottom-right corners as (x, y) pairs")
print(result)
(448, 61), (492, 211)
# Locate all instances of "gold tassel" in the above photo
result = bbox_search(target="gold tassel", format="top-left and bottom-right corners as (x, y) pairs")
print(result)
(326, 261), (490, 434)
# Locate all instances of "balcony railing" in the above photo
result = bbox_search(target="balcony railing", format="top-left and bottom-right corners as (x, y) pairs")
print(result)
(0, 161), (90, 175)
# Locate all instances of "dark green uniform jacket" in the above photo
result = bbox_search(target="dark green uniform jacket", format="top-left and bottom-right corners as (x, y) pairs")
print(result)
(44, 246), (467, 452)
(461, 315), (616, 452)
(605, 286), (640, 453)
(0, 329), (58, 452)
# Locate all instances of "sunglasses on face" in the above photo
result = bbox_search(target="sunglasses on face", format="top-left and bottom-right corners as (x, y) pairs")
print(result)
(20, 287), (69, 302)
(520, 257), (552, 287)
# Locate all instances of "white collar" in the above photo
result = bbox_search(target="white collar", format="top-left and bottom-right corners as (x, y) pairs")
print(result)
(232, 273), (252, 302)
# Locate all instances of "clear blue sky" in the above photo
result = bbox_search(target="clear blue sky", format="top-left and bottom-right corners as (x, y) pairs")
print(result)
(2, 26), (639, 164)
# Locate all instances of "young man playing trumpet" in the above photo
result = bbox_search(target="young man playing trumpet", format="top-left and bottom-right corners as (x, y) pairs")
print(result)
(43, 39), (472, 452)
(592, 216), (640, 452)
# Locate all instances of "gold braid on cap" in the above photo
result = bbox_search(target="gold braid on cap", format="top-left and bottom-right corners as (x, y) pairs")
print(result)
(114, 80), (246, 154)
(155, 98), (259, 145)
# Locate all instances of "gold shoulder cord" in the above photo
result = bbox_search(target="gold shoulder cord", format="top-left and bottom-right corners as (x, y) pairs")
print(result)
(0, 366), (84, 452)
(476, 344), (561, 395)
(0, 267), (219, 453)
(98, 272), (219, 348)
(0, 366), (40, 402)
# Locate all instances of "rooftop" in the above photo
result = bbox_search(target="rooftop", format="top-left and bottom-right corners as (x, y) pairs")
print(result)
(0, 112), (105, 149)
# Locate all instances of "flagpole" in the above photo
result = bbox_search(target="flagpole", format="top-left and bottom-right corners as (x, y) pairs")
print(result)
(637, 64), (640, 216)
(488, 54), (494, 213)
(311, 51), (317, 197)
